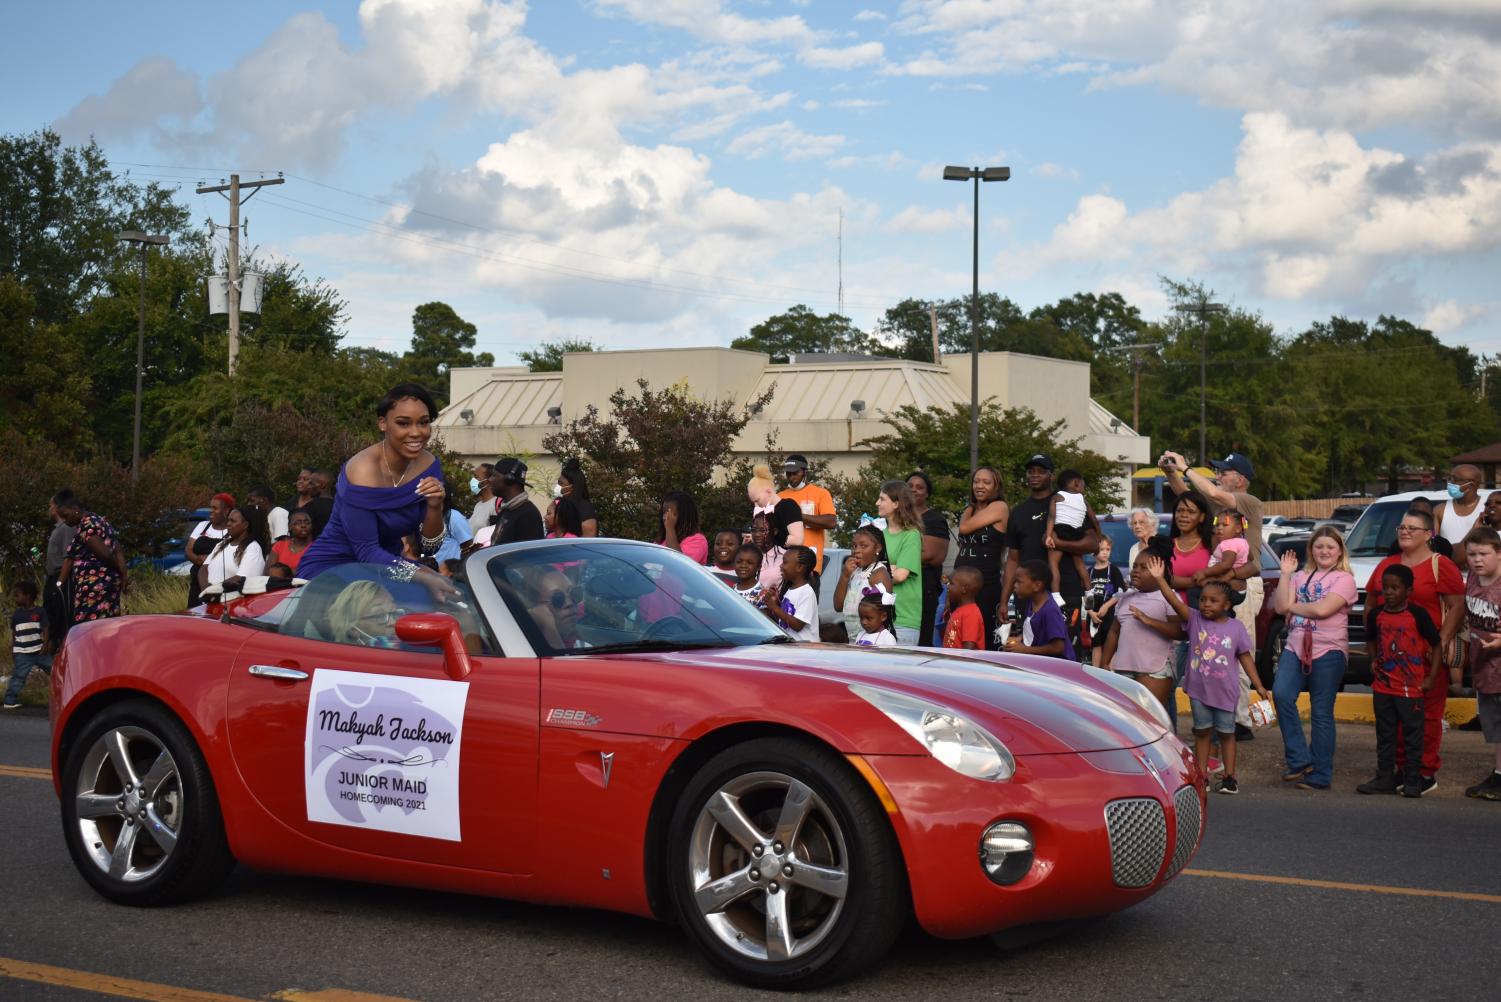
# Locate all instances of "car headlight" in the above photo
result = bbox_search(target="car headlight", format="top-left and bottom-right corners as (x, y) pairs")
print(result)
(1083, 665), (1172, 731)
(850, 684), (1015, 782)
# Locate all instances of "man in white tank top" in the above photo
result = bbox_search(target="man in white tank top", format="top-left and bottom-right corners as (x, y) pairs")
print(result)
(1436, 464), (1485, 566)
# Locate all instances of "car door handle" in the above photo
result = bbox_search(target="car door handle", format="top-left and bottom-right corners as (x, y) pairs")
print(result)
(248, 664), (309, 681)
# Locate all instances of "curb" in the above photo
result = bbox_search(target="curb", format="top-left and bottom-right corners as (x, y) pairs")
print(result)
(1175, 691), (1479, 725)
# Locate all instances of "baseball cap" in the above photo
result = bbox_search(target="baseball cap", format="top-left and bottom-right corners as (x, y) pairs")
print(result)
(1209, 452), (1254, 480)
(1024, 454), (1054, 472)
(783, 454), (809, 471)
(493, 457), (528, 485)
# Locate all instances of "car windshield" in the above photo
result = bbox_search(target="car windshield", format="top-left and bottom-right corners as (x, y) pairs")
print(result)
(1344, 500), (1413, 557)
(244, 563), (497, 655)
(486, 541), (786, 656)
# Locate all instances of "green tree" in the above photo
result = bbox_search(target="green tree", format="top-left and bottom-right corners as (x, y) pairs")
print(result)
(542, 379), (774, 540)
(404, 301), (492, 404)
(857, 400), (1124, 516)
(518, 337), (598, 372)
(0, 129), (191, 326)
(734, 305), (888, 362)
(236, 261), (347, 356)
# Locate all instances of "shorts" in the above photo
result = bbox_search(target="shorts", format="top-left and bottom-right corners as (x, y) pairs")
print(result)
(1118, 649), (1177, 680)
(1052, 523), (1086, 542)
(1478, 692), (1501, 743)
(1190, 698), (1236, 735)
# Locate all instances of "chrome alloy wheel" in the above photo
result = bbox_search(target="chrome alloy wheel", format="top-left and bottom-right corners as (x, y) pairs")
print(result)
(688, 771), (850, 962)
(73, 726), (183, 883)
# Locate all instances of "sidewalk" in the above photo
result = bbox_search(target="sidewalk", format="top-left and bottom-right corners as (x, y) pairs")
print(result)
(1201, 718), (1496, 799)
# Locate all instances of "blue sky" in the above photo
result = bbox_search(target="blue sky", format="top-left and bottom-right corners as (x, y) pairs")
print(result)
(7, 1), (1501, 362)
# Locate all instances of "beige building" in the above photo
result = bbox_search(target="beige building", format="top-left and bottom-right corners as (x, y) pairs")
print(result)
(437, 347), (1150, 509)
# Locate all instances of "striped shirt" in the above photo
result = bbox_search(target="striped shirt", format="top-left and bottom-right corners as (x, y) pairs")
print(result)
(10, 607), (47, 655)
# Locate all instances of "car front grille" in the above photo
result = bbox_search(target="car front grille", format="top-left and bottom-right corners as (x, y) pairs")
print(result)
(1166, 784), (1202, 879)
(1104, 797), (1168, 888)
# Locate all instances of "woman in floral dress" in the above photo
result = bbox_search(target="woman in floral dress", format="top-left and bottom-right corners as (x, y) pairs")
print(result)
(53, 490), (126, 624)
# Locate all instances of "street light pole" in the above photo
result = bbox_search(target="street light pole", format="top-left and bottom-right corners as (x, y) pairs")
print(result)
(118, 230), (169, 488)
(943, 164), (1010, 475)
(1174, 299), (1226, 465)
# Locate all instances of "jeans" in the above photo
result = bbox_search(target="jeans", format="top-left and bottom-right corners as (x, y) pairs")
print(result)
(4, 652), (52, 704)
(1273, 648), (1346, 787)
(894, 626), (921, 645)
(1373, 692), (1424, 789)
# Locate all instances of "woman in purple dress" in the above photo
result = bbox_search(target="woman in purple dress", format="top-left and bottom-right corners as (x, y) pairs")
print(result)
(296, 384), (450, 585)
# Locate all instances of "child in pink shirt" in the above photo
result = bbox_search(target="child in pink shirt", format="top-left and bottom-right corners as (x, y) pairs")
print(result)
(1197, 508), (1251, 596)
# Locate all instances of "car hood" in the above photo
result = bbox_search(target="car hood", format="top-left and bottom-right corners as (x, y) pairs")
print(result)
(662, 643), (1168, 754)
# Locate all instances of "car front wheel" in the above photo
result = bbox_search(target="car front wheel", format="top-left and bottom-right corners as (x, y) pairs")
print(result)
(666, 737), (906, 989)
(60, 699), (234, 905)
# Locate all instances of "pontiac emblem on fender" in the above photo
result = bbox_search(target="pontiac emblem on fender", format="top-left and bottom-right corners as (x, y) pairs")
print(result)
(600, 751), (615, 789)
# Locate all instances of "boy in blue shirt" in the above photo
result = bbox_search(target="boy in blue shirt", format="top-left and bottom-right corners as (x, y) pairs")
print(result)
(5, 580), (52, 709)
(1003, 559), (1076, 660)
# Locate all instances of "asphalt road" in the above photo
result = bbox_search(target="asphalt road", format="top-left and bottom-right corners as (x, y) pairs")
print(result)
(2, 709), (1498, 1002)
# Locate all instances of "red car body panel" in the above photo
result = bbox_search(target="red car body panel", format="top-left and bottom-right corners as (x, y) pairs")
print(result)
(52, 585), (1202, 940)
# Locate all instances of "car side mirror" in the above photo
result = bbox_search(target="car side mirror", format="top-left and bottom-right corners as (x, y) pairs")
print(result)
(395, 613), (473, 681)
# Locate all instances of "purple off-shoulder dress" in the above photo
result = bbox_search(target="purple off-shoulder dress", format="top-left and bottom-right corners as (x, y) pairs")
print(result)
(296, 459), (443, 580)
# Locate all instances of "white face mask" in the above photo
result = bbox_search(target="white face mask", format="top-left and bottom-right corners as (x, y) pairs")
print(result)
(552, 484), (563, 499)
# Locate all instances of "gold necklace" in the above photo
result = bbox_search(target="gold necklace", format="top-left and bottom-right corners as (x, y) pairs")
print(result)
(381, 441), (415, 487)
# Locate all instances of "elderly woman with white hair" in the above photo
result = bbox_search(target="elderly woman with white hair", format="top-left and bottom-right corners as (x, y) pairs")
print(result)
(1126, 507), (1160, 566)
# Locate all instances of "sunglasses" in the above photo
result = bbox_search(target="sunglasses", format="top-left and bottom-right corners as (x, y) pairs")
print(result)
(548, 586), (585, 609)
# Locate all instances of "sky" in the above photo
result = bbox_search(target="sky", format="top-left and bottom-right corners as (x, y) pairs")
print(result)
(6, 0), (1501, 363)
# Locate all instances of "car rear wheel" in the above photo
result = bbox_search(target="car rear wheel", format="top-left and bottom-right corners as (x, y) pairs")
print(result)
(666, 737), (906, 989)
(60, 700), (234, 905)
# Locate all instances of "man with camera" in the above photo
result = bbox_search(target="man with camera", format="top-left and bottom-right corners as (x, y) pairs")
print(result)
(1160, 450), (1264, 737)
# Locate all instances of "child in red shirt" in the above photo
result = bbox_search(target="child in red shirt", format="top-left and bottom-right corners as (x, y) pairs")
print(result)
(943, 566), (986, 650)
(1360, 563), (1441, 797)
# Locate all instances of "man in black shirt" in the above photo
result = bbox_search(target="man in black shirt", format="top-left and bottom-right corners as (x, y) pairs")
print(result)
(997, 454), (1097, 654)
(487, 457), (545, 544)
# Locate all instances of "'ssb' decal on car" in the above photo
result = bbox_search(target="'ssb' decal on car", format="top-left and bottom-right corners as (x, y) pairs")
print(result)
(546, 708), (602, 727)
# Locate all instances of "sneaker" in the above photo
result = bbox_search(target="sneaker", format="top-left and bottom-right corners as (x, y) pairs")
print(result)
(1294, 780), (1330, 791)
(1207, 756), (1224, 775)
(1282, 765), (1313, 782)
(2, 702), (20, 711)
(1400, 776), (1437, 798)
(1216, 775), (1239, 795)
(1356, 773), (1401, 795)
(1457, 716), (1483, 732)
(1464, 772), (1501, 801)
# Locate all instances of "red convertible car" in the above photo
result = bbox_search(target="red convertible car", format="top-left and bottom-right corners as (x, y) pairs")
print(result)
(51, 539), (1204, 989)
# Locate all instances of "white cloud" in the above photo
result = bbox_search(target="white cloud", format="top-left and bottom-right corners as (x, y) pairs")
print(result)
(854, 9), (887, 21)
(55, 56), (202, 143)
(826, 150), (914, 171)
(889, 0), (1501, 138)
(1013, 112), (1501, 304)
(1421, 299), (1486, 336)
(726, 121), (846, 160)
(1032, 162), (1080, 181)
(802, 41), (886, 69)
(593, 0), (815, 46)
(884, 204), (969, 234)
(832, 97), (886, 109)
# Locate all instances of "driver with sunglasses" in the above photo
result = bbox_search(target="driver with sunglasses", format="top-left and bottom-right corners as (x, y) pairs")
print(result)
(530, 570), (584, 650)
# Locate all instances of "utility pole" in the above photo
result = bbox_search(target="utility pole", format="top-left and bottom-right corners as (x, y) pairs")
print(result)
(929, 305), (941, 364)
(196, 173), (284, 375)
(118, 231), (168, 488)
(1174, 298), (1226, 464)
(1103, 343), (1157, 432)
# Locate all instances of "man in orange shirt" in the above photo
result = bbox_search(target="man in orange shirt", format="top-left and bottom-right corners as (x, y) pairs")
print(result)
(780, 455), (837, 576)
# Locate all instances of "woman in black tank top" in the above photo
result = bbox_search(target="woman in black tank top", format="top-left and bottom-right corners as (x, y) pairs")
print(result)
(955, 467), (1009, 649)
